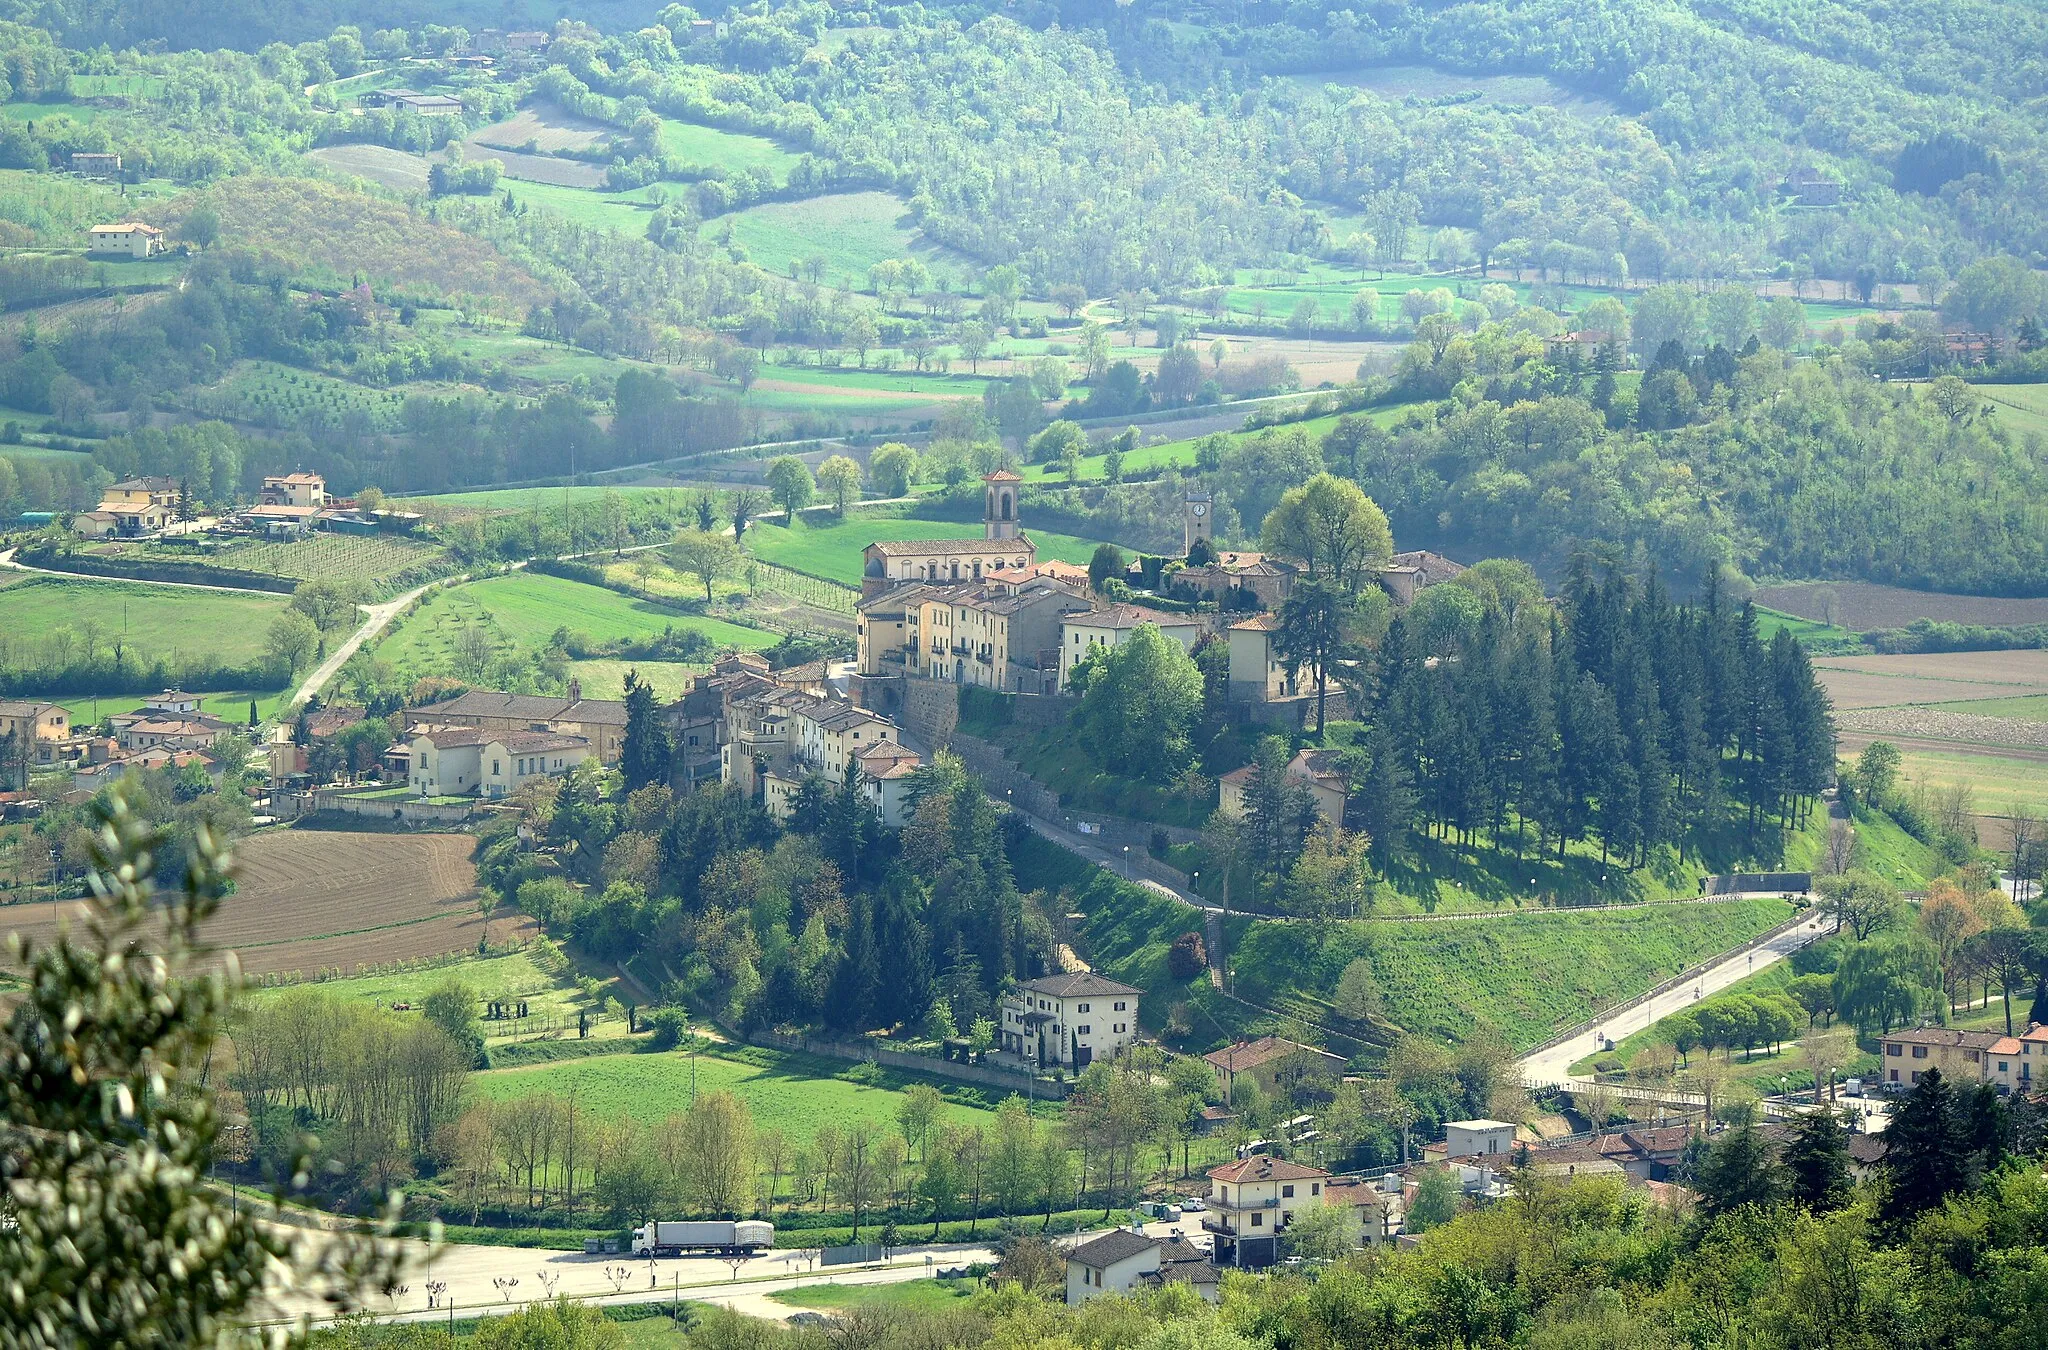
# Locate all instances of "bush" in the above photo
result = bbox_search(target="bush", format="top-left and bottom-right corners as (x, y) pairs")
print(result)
(644, 1006), (690, 1050)
(1167, 931), (1207, 982)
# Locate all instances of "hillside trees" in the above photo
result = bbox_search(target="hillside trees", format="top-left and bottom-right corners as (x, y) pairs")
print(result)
(1072, 623), (1206, 781)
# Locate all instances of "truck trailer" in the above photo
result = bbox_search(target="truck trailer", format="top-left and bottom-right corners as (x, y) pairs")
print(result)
(630, 1220), (774, 1256)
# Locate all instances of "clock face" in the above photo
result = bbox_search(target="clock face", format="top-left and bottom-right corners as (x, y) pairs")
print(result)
(1191, 503), (1207, 517)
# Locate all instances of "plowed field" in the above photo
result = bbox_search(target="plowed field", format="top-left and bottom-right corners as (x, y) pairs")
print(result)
(1, 829), (531, 976)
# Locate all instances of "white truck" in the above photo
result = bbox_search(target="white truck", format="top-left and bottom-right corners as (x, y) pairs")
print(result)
(630, 1219), (774, 1257)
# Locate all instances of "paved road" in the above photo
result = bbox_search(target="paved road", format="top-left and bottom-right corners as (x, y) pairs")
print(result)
(261, 1233), (1001, 1329)
(1518, 912), (1834, 1083)
(288, 577), (444, 710)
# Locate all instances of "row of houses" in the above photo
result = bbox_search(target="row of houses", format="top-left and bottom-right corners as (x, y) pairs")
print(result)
(70, 470), (394, 540)
(1880, 1024), (2048, 1095)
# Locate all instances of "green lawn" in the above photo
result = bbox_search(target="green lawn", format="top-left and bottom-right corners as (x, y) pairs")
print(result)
(1877, 747), (2048, 817)
(657, 119), (801, 179)
(1756, 605), (1860, 647)
(701, 191), (957, 288)
(742, 514), (1112, 586)
(469, 1042), (1010, 1140)
(404, 485), (693, 512)
(375, 573), (776, 676)
(567, 658), (706, 703)
(0, 574), (287, 667)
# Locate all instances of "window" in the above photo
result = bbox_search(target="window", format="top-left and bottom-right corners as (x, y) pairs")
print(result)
(1311, 1183), (1320, 1196)
(1114, 1001), (1127, 1011)
(2000, 1061), (2010, 1072)
(1912, 1046), (1928, 1059)
(1078, 1026), (1091, 1035)
(1282, 1185), (1294, 1198)
(1889, 1069), (1899, 1082)
(1114, 1023), (1126, 1034)
(1887, 1044), (1902, 1056)
(1251, 1213), (1262, 1228)
(1968, 1050), (1980, 1062)
(1911, 1071), (1922, 1083)
(1078, 1003), (1090, 1013)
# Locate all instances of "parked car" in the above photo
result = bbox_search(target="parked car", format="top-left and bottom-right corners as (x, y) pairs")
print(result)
(1180, 1196), (1206, 1212)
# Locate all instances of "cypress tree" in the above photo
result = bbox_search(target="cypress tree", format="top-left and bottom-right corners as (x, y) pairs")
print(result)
(1781, 1109), (1853, 1211)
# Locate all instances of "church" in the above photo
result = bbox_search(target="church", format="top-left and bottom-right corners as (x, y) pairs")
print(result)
(857, 470), (1037, 600)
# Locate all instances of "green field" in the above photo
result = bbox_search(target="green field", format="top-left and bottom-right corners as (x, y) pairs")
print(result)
(1925, 694), (2048, 722)
(0, 573), (286, 666)
(469, 1042), (1008, 1138)
(1879, 746), (2048, 817)
(657, 119), (801, 178)
(1755, 605), (1861, 648)
(742, 514), (1113, 585)
(501, 179), (668, 232)
(702, 191), (957, 285)
(52, 687), (287, 726)
(768, 1278), (980, 1313)
(1977, 383), (2048, 440)
(1001, 401), (1425, 487)
(404, 485), (694, 512)
(375, 572), (776, 675)
(566, 658), (704, 702)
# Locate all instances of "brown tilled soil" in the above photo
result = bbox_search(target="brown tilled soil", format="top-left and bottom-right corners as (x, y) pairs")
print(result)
(1758, 581), (2048, 630)
(1837, 706), (2048, 750)
(2, 829), (532, 977)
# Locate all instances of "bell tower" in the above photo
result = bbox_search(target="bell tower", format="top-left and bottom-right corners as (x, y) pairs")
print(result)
(1184, 489), (1213, 556)
(983, 469), (1022, 541)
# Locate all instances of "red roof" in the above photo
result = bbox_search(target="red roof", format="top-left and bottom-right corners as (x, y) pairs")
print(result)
(1208, 1156), (1329, 1184)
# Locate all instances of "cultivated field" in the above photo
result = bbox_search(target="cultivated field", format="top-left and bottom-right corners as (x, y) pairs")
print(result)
(184, 359), (410, 432)
(461, 145), (607, 188)
(1756, 580), (2048, 630)
(1, 830), (528, 978)
(742, 515), (1113, 586)
(304, 143), (430, 191)
(470, 103), (613, 153)
(0, 574), (286, 665)
(1813, 649), (2048, 709)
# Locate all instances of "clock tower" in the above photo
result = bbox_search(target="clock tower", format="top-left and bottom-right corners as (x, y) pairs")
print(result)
(1184, 489), (1213, 556)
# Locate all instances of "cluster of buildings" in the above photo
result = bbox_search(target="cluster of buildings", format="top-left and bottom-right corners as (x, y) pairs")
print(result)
(0, 690), (241, 794)
(1881, 1024), (2048, 1096)
(70, 470), (406, 541)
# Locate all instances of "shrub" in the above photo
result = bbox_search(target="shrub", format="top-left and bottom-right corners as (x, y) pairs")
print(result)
(1167, 931), (1208, 982)
(644, 1006), (689, 1050)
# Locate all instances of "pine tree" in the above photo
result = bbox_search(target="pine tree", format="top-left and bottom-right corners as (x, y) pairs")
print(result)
(1881, 1068), (1965, 1228)
(1695, 1117), (1785, 1216)
(1781, 1109), (1853, 1210)
(619, 670), (672, 792)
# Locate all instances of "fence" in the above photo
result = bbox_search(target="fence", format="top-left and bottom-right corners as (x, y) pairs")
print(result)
(820, 1244), (884, 1267)
(1701, 871), (1813, 895)
(749, 1029), (1071, 1099)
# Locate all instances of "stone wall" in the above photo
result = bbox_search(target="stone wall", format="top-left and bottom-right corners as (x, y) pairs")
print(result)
(899, 677), (960, 747)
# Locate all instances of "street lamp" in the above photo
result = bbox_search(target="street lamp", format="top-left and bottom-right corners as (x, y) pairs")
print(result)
(1123, 844), (1130, 878)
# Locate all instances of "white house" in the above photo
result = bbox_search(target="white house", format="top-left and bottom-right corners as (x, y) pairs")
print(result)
(1443, 1120), (1518, 1160)
(1202, 1156), (1330, 1269)
(1065, 1231), (1221, 1306)
(999, 972), (1141, 1070)
(1059, 605), (1204, 687)
(407, 728), (590, 798)
(86, 222), (164, 259)
(1225, 614), (1300, 703)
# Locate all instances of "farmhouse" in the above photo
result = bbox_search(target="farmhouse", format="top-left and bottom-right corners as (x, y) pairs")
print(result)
(85, 222), (164, 259)
(405, 727), (590, 798)
(853, 740), (923, 826)
(1202, 1036), (1349, 1106)
(404, 683), (629, 764)
(361, 89), (464, 115)
(1203, 1156), (1331, 1269)
(77, 476), (179, 537)
(74, 746), (222, 793)
(998, 972), (1141, 1070)
(1174, 550), (1297, 610)
(1380, 549), (1466, 606)
(1059, 604), (1203, 687)
(70, 152), (121, 177)
(0, 700), (70, 764)
(259, 472), (327, 508)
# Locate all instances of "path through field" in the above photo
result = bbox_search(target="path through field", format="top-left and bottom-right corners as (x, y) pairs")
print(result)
(292, 575), (448, 709)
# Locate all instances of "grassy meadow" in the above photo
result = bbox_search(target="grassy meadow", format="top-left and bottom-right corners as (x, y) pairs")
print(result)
(0, 574), (287, 666)
(375, 573), (776, 676)
(702, 191), (961, 284)
(469, 1041), (1015, 1136)
(742, 514), (1113, 586)
(657, 119), (801, 178)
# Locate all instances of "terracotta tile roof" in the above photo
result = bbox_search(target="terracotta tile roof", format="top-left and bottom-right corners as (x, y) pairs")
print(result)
(1228, 614), (1281, 632)
(866, 537), (1035, 557)
(1882, 1028), (2003, 1050)
(1207, 1156), (1329, 1184)
(1017, 972), (1140, 998)
(1068, 603), (1194, 630)
(1204, 1036), (1339, 1074)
